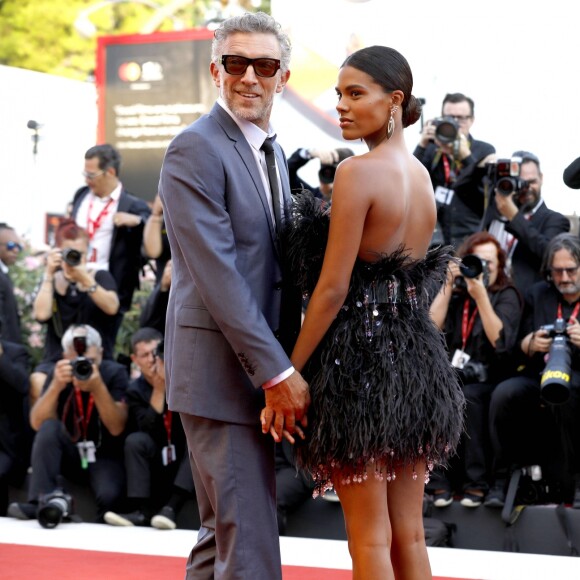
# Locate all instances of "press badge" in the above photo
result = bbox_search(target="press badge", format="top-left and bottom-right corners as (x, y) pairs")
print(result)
(434, 185), (454, 206)
(77, 440), (97, 469)
(451, 349), (471, 369)
(162, 444), (176, 466)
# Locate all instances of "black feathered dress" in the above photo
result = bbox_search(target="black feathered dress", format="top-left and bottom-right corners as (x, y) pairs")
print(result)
(285, 191), (465, 496)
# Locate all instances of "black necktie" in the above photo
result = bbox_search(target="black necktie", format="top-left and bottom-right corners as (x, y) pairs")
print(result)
(261, 137), (283, 233)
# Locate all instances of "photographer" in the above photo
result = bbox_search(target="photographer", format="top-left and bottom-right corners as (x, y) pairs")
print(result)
(429, 232), (522, 507)
(287, 146), (354, 205)
(104, 329), (193, 530)
(483, 151), (570, 296)
(30, 220), (119, 405)
(414, 93), (495, 249)
(8, 324), (129, 523)
(489, 233), (580, 507)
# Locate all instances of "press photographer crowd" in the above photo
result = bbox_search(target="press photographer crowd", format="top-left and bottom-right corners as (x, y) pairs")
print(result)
(2, 105), (580, 532)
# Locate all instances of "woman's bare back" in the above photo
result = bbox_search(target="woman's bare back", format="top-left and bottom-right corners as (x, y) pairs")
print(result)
(355, 145), (436, 262)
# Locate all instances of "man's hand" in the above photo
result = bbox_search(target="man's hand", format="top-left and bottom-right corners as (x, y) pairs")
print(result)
(567, 317), (580, 348)
(308, 148), (339, 166)
(114, 211), (142, 228)
(261, 371), (310, 443)
(74, 363), (102, 393)
(495, 190), (519, 221)
(52, 358), (74, 392)
(530, 328), (553, 355)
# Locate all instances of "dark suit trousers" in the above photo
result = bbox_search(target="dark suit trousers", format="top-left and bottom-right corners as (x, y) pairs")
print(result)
(180, 413), (281, 580)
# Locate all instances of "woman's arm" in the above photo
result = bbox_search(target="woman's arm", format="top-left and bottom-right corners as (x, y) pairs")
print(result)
(466, 279), (503, 347)
(290, 160), (371, 372)
(429, 262), (459, 329)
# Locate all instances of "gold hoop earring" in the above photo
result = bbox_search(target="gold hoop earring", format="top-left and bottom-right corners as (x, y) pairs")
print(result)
(387, 106), (398, 140)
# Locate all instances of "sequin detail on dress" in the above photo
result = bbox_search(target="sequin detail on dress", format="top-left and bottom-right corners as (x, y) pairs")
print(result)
(284, 191), (466, 497)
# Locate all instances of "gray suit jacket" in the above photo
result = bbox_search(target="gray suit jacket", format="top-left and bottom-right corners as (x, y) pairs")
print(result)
(159, 103), (299, 425)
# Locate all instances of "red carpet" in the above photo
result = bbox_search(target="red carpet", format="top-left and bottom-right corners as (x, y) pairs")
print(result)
(0, 544), (466, 579)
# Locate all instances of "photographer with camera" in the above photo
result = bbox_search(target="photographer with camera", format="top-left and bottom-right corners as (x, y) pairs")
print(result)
(414, 93), (495, 249)
(489, 233), (580, 507)
(30, 220), (119, 405)
(8, 324), (129, 525)
(104, 329), (193, 530)
(429, 232), (522, 507)
(287, 146), (354, 205)
(483, 151), (570, 296)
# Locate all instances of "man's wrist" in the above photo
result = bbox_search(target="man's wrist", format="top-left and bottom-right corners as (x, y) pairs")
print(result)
(262, 366), (295, 389)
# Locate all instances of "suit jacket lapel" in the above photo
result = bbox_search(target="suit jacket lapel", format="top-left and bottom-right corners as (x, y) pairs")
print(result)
(210, 104), (280, 255)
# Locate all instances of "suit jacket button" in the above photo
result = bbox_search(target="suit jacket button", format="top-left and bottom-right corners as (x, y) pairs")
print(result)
(274, 280), (283, 290)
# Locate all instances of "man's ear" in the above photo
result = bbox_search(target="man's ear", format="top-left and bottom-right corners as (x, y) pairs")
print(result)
(276, 70), (290, 94)
(210, 62), (221, 88)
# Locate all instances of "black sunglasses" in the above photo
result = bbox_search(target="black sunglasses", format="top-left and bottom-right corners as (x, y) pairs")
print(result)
(1, 241), (23, 252)
(221, 55), (281, 78)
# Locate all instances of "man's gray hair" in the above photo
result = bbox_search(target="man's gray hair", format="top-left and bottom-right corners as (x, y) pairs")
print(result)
(61, 324), (102, 351)
(541, 233), (580, 277)
(211, 11), (291, 74)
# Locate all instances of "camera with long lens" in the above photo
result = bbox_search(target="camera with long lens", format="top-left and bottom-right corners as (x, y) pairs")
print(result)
(71, 334), (93, 381)
(431, 116), (459, 145)
(540, 317), (572, 404)
(455, 254), (490, 290)
(37, 489), (73, 529)
(486, 157), (530, 197)
(62, 247), (82, 267)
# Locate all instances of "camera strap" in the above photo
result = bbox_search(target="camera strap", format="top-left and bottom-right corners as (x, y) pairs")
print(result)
(461, 298), (479, 351)
(86, 195), (116, 239)
(557, 301), (580, 325)
(74, 390), (95, 442)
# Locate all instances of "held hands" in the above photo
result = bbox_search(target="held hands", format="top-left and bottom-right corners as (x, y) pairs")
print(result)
(261, 371), (310, 444)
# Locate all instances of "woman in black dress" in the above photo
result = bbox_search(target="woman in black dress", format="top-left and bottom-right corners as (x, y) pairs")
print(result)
(265, 46), (465, 578)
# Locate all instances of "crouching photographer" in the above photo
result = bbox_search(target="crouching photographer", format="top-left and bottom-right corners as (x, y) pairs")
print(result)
(7, 324), (129, 525)
(489, 233), (580, 507)
(429, 232), (522, 508)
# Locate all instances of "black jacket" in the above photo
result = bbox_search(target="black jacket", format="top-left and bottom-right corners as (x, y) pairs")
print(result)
(482, 200), (570, 295)
(414, 136), (495, 247)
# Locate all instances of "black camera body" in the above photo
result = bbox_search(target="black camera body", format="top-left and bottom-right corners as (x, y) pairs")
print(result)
(38, 489), (73, 529)
(62, 247), (82, 267)
(71, 334), (93, 381)
(540, 317), (572, 404)
(460, 360), (489, 384)
(432, 116), (459, 145)
(487, 157), (530, 197)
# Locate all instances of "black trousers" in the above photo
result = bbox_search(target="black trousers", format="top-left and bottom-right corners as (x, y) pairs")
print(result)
(489, 376), (580, 478)
(124, 431), (193, 503)
(27, 418), (125, 520)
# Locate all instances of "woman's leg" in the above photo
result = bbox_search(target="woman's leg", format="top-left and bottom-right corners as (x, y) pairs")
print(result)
(333, 469), (393, 580)
(388, 462), (432, 580)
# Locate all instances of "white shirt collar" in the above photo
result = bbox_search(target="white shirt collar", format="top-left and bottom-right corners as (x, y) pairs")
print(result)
(216, 98), (275, 151)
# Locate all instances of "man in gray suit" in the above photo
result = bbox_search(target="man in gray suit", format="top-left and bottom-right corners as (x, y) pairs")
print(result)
(159, 12), (310, 580)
